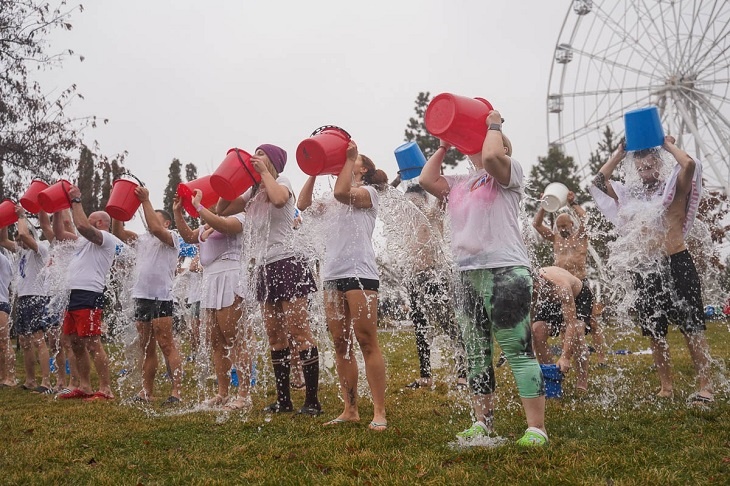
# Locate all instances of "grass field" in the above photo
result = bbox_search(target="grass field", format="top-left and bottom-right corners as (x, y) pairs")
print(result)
(1, 321), (729, 485)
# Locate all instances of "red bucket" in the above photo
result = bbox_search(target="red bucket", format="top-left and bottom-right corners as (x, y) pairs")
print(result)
(296, 126), (351, 176)
(19, 179), (49, 214)
(0, 199), (18, 229)
(210, 148), (260, 201)
(178, 175), (219, 218)
(106, 178), (142, 222)
(425, 93), (494, 155)
(37, 179), (72, 213)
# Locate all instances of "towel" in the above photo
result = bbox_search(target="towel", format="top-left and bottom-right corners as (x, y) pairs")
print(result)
(589, 159), (702, 237)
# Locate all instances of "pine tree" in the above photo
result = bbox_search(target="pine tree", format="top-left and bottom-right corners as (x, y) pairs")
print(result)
(404, 92), (463, 170)
(98, 162), (113, 211)
(76, 146), (96, 210)
(163, 159), (183, 228)
(184, 163), (198, 182)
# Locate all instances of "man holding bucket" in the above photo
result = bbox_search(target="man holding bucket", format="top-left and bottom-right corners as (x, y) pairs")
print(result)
(590, 121), (713, 404)
(54, 185), (121, 401)
(112, 187), (183, 404)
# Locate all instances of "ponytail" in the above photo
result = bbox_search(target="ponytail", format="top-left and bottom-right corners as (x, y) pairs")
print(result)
(360, 154), (389, 191)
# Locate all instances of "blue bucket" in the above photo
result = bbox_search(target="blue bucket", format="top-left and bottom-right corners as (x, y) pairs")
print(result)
(624, 105), (665, 151)
(540, 364), (563, 399)
(394, 142), (427, 181)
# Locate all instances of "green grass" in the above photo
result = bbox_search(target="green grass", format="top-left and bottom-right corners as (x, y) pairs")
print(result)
(1, 322), (729, 485)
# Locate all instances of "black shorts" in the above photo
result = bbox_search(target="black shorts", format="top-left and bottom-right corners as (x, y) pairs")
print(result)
(68, 289), (105, 311)
(256, 256), (317, 303)
(15, 295), (50, 335)
(632, 249), (705, 338)
(134, 298), (174, 322)
(0, 301), (10, 315)
(323, 277), (380, 293)
(534, 281), (593, 336)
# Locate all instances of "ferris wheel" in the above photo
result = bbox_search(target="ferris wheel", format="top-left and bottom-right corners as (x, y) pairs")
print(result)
(547, 0), (730, 194)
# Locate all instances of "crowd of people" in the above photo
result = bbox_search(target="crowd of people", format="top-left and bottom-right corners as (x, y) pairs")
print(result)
(0, 109), (717, 447)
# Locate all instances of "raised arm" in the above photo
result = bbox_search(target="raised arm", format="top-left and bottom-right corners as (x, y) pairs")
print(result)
(250, 156), (290, 208)
(172, 196), (199, 244)
(592, 143), (625, 201)
(481, 110), (512, 186)
(532, 206), (555, 242)
(216, 196), (246, 217)
(556, 290), (580, 372)
(333, 141), (374, 209)
(567, 192), (587, 235)
(418, 142), (451, 200)
(0, 226), (17, 253)
(68, 185), (104, 246)
(136, 187), (174, 247)
(111, 218), (137, 245)
(297, 176), (317, 212)
(663, 135), (696, 199)
(53, 209), (78, 241)
(15, 206), (38, 252)
(193, 190), (243, 235)
(37, 210), (55, 243)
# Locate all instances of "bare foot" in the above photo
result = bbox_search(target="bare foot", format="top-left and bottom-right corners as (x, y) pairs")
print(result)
(656, 388), (673, 399)
(323, 412), (360, 426)
(203, 394), (229, 408)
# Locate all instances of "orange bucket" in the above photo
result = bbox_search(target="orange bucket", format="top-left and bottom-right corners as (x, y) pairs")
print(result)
(0, 199), (18, 228)
(296, 126), (351, 176)
(425, 93), (494, 155)
(106, 178), (142, 222)
(19, 179), (49, 214)
(177, 175), (219, 218)
(210, 148), (260, 201)
(37, 179), (72, 213)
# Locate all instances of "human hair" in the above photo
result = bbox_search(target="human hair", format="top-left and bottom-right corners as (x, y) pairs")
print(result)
(155, 209), (172, 223)
(360, 154), (389, 191)
(404, 184), (425, 195)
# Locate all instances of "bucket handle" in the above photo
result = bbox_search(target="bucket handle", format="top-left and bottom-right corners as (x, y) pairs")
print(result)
(310, 125), (351, 140)
(234, 149), (258, 184)
(116, 170), (145, 187)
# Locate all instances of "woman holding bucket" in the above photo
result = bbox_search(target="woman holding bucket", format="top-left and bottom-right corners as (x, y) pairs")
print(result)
(419, 109), (547, 446)
(218, 144), (321, 416)
(173, 192), (251, 411)
(298, 140), (389, 431)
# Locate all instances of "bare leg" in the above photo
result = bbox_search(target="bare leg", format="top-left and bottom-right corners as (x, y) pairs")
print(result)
(85, 336), (113, 396)
(324, 290), (359, 423)
(47, 326), (67, 389)
(470, 394), (495, 430)
(152, 316), (183, 399)
(347, 290), (386, 428)
(62, 334), (79, 389)
(684, 332), (713, 399)
(521, 396), (547, 434)
(531, 321), (552, 364)
(572, 326), (589, 392)
(30, 330), (51, 389)
(70, 335), (93, 394)
(589, 316), (608, 365)
(0, 312), (15, 385)
(649, 336), (673, 397)
(137, 321), (157, 399)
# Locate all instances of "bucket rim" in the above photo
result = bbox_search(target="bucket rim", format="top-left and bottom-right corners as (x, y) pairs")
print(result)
(310, 125), (351, 140)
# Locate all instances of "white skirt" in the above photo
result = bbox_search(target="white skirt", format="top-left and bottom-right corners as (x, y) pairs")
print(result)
(200, 259), (243, 310)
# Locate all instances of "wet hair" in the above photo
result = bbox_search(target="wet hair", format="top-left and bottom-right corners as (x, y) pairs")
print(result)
(632, 147), (660, 159)
(155, 209), (172, 223)
(404, 184), (425, 195)
(360, 154), (389, 191)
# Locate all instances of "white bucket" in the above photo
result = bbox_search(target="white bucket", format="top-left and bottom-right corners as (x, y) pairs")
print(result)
(541, 182), (569, 212)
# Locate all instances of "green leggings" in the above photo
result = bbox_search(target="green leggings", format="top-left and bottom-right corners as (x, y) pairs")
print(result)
(455, 266), (544, 398)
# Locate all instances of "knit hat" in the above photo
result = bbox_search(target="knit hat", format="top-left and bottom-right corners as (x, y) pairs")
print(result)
(256, 144), (287, 174)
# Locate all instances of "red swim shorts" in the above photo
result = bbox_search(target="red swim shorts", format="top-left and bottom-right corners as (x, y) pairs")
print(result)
(63, 308), (103, 337)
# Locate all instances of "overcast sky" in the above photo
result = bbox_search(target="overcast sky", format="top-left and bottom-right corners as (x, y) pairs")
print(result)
(41, 0), (570, 230)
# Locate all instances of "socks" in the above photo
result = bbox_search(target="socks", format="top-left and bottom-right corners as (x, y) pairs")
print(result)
(271, 348), (291, 406)
(300, 347), (320, 407)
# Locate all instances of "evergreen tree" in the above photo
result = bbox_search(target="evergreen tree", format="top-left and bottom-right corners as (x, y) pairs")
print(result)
(163, 159), (183, 228)
(184, 163), (198, 182)
(76, 146), (97, 210)
(404, 92), (463, 170)
(98, 162), (113, 211)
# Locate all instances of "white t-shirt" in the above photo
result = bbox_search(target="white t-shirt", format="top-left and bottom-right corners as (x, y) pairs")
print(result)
(131, 230), (181, 301)
(198, 213), (245, 267)
(0, 252), (11, 303)
(243, 176), (296, 266)
(443, 158), (530, 270)
(67, 231), (123, 293)
(321, 185), (379, 281)
(17, 241), (50, 297)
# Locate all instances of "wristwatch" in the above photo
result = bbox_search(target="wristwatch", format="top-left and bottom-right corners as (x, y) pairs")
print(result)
(70, 197), (82, 203)
(488, 123), (502, 131)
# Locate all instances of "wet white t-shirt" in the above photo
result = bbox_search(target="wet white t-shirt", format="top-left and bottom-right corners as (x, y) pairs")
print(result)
(17, 241), (50, 297)
(67, 231), (123, 293)
(198, 213), (245, 267)
(243, 176), (296, 266)
(0, 252), (11, 303)
(131, 230), (181, 301)
(321, 185), (379, 281)
(443, 158), (530, 270)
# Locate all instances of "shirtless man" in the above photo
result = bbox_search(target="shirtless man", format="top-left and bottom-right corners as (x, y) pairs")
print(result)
(531, 266), (590, 392)
(533, 192), (607, 365)
(590, 135), (713, 403)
